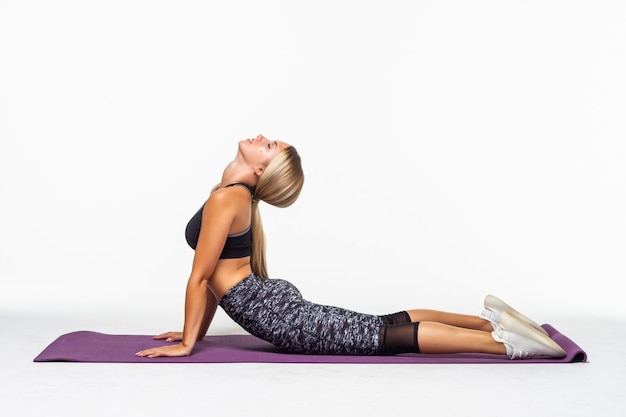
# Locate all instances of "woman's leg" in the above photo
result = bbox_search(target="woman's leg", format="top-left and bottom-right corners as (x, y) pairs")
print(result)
(378, 320), (506, 355)
(379, 312), (565, 358)
(378, 309), (498, 355)
(406, 309), (493, 332)
(417, 321), (507, 355)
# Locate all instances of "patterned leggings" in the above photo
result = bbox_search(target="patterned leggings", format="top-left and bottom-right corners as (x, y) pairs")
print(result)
(219, 274), (420, 355)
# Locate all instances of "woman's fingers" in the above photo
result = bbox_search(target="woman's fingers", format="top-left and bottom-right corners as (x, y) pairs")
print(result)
(153, 331), (183, 341)
(135, 348), (157, 357)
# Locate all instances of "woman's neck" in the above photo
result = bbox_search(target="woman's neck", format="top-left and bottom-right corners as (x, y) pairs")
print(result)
(221, 158), (256, 188)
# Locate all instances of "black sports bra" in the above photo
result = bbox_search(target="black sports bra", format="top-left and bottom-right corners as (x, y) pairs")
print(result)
(184, 183), (254, 259)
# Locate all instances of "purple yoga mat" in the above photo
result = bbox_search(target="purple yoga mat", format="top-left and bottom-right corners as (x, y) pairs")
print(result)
(34, 324), (587, 364)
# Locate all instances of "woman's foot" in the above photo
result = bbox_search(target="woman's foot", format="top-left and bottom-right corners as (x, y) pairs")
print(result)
(492, 311), (566, 359)
(481, 294), (549, 335)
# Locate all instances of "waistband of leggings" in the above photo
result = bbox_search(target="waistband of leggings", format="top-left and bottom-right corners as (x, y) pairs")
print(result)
(218, 273), (259, 304)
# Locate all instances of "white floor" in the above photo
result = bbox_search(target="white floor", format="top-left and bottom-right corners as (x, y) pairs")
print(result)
(1, 312), (623, 417)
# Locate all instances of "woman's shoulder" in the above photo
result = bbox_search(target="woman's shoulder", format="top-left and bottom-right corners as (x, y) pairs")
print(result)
(208, 183), (252, 205)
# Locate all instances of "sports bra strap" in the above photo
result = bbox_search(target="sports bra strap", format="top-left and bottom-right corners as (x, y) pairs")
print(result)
(223, 183), (255, 196)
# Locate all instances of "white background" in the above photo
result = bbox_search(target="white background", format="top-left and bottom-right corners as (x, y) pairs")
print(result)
(2, 2), (626, 417)
(2, 0), (625, 329)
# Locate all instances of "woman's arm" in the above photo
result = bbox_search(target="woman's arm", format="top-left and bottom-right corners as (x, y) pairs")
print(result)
(180, 191), (236, 350)
(180, 276), (210, 352)
(198, 289), (219, 339)
(136, 191), (237, 358)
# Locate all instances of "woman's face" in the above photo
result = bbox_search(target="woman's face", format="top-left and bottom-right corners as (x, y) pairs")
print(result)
(239, 134), (289, 168)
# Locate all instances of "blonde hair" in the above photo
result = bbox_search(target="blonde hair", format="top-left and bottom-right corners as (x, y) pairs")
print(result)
(251, 146), (304, 279)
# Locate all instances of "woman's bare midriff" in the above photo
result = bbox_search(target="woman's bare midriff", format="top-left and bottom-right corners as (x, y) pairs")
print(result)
(208, 257), (254, 300)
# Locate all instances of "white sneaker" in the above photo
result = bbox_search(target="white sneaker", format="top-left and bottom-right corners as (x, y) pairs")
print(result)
(481, 294), (548, 335)
(492, 311), (566, 359)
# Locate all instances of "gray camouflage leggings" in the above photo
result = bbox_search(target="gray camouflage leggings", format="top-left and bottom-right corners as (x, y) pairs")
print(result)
(219, 274), (386, 355)
(219, 274), (418, 355)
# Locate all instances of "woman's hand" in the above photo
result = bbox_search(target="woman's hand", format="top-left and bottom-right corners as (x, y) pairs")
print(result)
(135, 343), (192, 358)
(153, 331), (183, 342)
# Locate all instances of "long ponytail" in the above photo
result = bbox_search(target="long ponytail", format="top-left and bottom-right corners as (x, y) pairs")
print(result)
(250, 146), (304, 279)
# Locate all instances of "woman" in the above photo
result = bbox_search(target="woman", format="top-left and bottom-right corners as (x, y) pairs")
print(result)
(136, 134), (565, 360)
